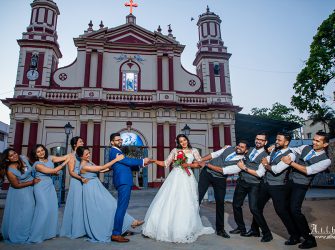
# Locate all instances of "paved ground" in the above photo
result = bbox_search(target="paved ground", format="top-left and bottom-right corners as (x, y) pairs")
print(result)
(0, 187), (334, 250)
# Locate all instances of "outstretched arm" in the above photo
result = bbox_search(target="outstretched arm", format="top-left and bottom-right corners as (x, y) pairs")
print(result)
(282, 155), (330, 175)
(50, 153), (72, 163)
(35, 158), (69, 175)
(82, 154), (124, 173)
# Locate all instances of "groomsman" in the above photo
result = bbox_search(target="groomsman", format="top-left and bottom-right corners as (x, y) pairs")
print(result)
(229, 132), (273, 242)
(281, 132), (331, 249)
(244, 132), (301, 245)
(199, 141), (249, 238)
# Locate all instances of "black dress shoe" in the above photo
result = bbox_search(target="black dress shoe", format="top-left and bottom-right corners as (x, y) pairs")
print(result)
(261, 234), (273, 242)
(242, 229), (260, 237)
(229, 228), (243, 234)
(122, 231), (135, 237)
(217, 230), (230, 238)
(298, 238), (317, 249)
(285, 237), (301, 245)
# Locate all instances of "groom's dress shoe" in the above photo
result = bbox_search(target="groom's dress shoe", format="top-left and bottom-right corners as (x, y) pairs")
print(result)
(242, 229), (260, 237)
(111, 235), (130, 243)
(229, 228), (244, 234)
(217, 230), (230, 238)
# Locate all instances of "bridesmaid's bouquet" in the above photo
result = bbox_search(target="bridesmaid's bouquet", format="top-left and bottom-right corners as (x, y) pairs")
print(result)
(175, 150), (191, 176)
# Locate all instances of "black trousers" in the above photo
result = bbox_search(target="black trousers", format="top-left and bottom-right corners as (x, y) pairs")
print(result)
(232, 178), (271, 236)
(288, 180), (313, 240)
(251, 182), (300, 238)
(198, 168), (227, 232)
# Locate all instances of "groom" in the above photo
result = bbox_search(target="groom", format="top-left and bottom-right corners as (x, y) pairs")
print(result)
(109, 132), (152, 243)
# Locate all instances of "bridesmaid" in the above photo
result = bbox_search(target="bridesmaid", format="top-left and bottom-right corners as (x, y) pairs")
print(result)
(60, 136), (87, 238)
(0, 148), (40, 243)
(77, 146), (143, 242)
(28, 144), (70, 243)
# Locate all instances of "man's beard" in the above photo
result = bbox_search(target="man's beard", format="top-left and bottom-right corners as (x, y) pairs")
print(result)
(275, 144), (283, 150)
(235, 149), (244, 155)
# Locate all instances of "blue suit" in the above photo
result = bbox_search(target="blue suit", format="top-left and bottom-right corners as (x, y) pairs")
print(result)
(109, 147), (143, 235)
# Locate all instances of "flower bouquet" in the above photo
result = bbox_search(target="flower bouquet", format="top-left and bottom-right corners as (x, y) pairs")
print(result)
(174, 150), (191, 176)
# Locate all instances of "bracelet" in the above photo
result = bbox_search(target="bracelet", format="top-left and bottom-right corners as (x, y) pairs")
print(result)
(244, 167), (248, 172)
(289, 161), (293, 165)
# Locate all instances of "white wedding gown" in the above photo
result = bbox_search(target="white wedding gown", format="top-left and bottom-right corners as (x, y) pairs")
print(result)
(142, 148), (214, 243)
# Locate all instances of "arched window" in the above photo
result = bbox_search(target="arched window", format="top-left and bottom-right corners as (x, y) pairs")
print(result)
(120, 60), (141, 92)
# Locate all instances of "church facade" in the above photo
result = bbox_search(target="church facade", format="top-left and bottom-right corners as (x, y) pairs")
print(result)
(3, 0), (241, 187)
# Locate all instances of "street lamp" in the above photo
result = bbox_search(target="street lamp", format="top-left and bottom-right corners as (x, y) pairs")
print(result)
(61, 122), (74, 204)
(181, 124), (191, 137)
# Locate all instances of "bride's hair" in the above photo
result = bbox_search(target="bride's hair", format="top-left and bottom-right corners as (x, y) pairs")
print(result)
(176, 134), (192, 149)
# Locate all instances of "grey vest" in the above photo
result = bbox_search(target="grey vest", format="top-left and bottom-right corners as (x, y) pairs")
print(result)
(264, 149), (291, 186)
(206, 147), (240, 178)
(290, 146), (329, 185)
(239, 147), (268, 184)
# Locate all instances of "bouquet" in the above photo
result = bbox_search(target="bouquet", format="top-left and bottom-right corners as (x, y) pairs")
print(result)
(174, 150), (191, 176)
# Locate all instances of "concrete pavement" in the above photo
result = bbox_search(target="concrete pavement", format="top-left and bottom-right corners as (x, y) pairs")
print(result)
(0, 188), (334, 250)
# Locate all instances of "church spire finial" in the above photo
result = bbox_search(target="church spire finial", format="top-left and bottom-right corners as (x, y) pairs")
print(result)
(157, 25), (162, 33)
(99, 20), (104, 29)
(206, 5), (210, 13)
(87, 20), (93, 32)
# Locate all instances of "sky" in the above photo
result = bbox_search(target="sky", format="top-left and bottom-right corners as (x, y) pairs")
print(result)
(0, 0), (334, 125)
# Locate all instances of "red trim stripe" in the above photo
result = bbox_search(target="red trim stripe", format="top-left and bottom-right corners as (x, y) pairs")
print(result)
(14, 121), (24, 155)
(224, 126), (232, 145)
(84, 52), (91, 88)
(219, 63), (226, 93)
(28, 122), (39, 155)
(96, 52), (103, 88)
(209, 62), (216, 92)
(156, 124), (165, 178)
(80, 122), (88, 145)
(92, 123), (101, 165)
(213, 126), (220, 151)
(35, 52), (44, 86)
(168, 57), (174, 91)
(157, 56), (162, 90)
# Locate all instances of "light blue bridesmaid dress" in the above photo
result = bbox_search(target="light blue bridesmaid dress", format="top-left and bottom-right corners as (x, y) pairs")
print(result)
(60, 154), (86, 238)
(1, 157), (35, 243)
(81, 163), (135, 242)
(28, 158), (58, 243)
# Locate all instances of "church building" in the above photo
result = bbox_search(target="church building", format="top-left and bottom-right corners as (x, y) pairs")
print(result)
(3, 0), (241, 187)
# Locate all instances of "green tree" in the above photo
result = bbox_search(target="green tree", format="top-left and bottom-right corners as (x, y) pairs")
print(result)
(250, 102), (304, 125)
(309, 105), (335, 133)
(291, 10), (335, 113)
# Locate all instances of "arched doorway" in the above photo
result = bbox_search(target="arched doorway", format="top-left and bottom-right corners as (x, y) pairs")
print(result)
(103, 131), (148, 190)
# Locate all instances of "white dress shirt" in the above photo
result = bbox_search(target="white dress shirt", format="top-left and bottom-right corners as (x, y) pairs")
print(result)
(210, 146), (264, 176)
(290, 145), (331, 175)
(269, 148), (296, 174)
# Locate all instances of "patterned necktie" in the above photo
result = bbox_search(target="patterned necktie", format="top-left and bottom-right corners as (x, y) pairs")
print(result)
(305, 150), (316, 161)
(225, 152), (236, 161)
(249, 149), (257, 161)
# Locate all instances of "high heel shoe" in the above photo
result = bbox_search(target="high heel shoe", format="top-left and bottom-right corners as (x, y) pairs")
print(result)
(131, 220), (144, 229)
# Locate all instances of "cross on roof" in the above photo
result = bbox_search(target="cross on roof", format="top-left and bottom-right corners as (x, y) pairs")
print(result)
(125, 0), (138, 14)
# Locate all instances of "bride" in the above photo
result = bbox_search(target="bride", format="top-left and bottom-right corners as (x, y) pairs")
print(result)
(142, 134), (214, 243)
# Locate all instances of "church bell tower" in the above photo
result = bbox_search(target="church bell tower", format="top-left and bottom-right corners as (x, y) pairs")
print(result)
(16, 0), (62, 87)
(193, 6), (232, 98)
